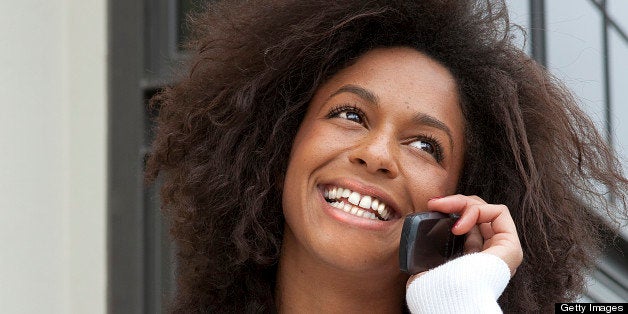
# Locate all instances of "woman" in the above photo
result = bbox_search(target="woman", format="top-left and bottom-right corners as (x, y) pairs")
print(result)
(146, 0), (627, 312)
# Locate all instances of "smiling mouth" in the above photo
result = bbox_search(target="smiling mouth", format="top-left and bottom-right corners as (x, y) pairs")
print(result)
(323, 185), (395, 221)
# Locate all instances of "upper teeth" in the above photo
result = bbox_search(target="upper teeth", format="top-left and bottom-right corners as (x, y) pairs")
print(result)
(324, 186), (393, 220)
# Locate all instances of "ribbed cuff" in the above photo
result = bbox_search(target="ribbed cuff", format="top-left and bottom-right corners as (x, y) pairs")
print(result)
(405, 252), (510, 314)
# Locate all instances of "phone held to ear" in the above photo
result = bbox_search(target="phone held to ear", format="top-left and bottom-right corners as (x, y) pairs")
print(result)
(399, 212), (465, 275)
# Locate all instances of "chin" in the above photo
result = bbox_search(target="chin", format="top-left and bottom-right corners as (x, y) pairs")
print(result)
(307, 227), (402, 275)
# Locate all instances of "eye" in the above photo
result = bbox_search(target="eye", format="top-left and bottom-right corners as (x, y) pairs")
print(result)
(409, 136), (444, 163)
(327, 105), (366, 125)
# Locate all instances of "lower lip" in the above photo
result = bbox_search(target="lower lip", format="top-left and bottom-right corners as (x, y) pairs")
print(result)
(318, 187), (393, 231)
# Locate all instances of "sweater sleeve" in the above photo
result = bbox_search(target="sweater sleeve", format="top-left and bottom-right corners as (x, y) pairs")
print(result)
(405, 252), (511, 314)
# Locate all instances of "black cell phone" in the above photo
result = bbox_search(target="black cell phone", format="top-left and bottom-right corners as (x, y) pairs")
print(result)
(399, 212), (465, 274)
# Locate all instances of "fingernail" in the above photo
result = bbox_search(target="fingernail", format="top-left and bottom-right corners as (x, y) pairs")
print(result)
(429, 196), (443, 201)
(452, 220), (461, 229)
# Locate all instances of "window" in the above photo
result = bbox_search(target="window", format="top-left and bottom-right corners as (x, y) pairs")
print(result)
(109, 1), (211, 312)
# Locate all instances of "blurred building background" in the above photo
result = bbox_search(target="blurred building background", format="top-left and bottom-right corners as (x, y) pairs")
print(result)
(0, 0), (626, 313)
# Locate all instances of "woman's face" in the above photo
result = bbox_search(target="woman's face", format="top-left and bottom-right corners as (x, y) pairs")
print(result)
(282, 47), (466, 276)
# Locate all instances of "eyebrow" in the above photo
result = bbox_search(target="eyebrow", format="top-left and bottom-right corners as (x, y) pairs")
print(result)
(328, 84), (455, 150)
(413, 113), (454, 150)
(328, 84), (379, 105)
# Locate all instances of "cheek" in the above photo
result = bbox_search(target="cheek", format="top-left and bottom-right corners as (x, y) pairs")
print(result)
(286, 122), (318, 174)
(446, 147), (465, 194)
(289, 120), (348, 170)
(411, 177), (450, 197)
(402, 158), (459, 203)
(282, 121), (326, 204)
(289, 117), (323, 157)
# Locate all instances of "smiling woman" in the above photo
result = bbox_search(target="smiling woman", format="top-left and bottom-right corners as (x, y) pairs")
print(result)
(278, 47), (469, 312)
(144, 0), (628, 312)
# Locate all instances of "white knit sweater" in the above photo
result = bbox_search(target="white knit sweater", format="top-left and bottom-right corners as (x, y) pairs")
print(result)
(405, 253), (511, 314)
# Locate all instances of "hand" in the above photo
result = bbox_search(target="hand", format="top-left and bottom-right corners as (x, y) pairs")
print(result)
(429, 194), (523, 276)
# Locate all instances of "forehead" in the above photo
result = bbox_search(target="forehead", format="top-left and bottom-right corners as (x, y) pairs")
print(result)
(342, 47), (457, 89)
(335, 48), (455, 92)
(312, 47), (462, 124)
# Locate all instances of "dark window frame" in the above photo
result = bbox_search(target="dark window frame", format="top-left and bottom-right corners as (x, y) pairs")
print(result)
(108, 0), (186, 312)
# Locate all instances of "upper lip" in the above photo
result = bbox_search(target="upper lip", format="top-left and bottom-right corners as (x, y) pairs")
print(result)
(320, 178), (404, 218)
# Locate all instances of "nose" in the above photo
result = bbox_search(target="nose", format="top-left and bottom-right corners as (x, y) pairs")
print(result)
(348, 132), (399, 178)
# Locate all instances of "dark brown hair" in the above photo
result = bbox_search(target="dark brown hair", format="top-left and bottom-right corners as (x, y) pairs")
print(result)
(145, 0), (628, 312)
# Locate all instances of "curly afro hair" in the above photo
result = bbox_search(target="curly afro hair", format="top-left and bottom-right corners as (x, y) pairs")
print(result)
(145, 0), (628, 312)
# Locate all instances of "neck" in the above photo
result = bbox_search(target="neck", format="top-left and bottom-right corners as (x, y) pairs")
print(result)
(275, 230), (407, 313)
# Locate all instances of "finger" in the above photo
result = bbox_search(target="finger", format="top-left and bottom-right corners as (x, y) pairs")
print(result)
(468, 195), (485, 203)
(456, 204), (517, 238)
(464, 225), (482, 253)
(427, 194), (484, 215)
(428, 195), (517, 239)
(427, 195), (484, 235)
(479, 222), (494, 239)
